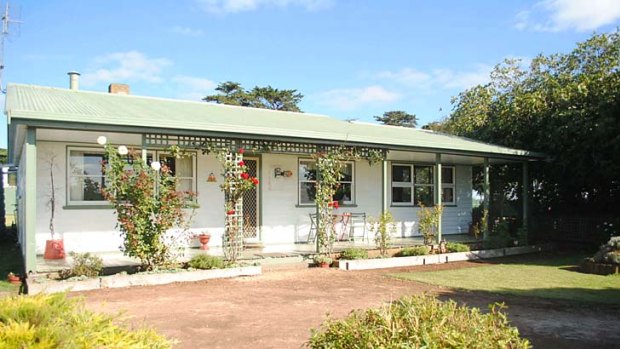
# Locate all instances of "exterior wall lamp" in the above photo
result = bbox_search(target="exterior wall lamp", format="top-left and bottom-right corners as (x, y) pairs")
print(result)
(274, 168), (293, 178)
(207, 172), (217, 182)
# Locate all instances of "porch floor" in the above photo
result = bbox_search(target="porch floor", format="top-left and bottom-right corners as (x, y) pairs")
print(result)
(35, 234), (478, 274)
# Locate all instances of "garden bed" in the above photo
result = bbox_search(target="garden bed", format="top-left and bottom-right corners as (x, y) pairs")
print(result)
(339, 244), (553, 271)
(27, 265), (262, 294)
(582, 260), (619, 275)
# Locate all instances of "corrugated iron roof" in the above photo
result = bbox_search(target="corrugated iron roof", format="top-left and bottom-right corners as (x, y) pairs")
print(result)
(5, 84), (544, 159)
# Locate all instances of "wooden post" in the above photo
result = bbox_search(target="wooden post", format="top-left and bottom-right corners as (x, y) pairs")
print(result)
(483, 158), (490, 240)
(434, 154), (442, 243)
(382, 160), (388, 213)
(315, 166), (321, 253)
(522, 161), (529, 230)
(24, 127), (37, 274)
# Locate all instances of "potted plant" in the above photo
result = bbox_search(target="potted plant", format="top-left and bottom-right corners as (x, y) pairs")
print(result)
(44, 155), (65, 260)
(7, 272), (21, 285)
(313, 255), (333, 268)
(197, 232), (211, 250)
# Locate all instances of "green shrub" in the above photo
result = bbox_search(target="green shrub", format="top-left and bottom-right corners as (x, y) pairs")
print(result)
(591, 236), (620, 265)
(446, 242), (471, 253)
(188, 254), (225, 269)
(395, 246), (430, 257)
(313, 255), (333, 265)
(369, 211), (395, 257)
(307, 295), (531, 349)
(0, 293), (171, 348)
(340, 248), (368, 260)
(483, 220), (512, 249)
(59, 252), (103, 279)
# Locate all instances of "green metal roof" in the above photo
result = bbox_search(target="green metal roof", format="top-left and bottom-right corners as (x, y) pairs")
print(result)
(5, 84), (544, 159)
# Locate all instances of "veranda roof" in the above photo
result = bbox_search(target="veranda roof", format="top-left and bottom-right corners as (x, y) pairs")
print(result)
(5, 84), (545, 160)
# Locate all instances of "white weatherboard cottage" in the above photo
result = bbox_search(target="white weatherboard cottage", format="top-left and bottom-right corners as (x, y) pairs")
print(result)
(5, 74), (544, 273)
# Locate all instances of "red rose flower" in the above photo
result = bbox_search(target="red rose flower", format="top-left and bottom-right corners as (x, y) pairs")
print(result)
(241, 173), (250, 179)
(227, 209), (235, 215)
(238, 148), (245, 154)
(333, 201), (340, 209)
(238, 160), (245, 166)
(252, 177), (259, 185)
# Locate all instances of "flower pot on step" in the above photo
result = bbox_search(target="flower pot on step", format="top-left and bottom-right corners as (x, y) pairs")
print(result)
(7, 273), (21, 285)
(44, 239), (65, 259)
(198, 234), (211, 250)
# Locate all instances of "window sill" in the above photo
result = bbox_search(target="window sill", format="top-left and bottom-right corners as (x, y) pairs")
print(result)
(63, 205), (114, 210)
(295, 204), (358, 208)
(390, 204), (458, 208)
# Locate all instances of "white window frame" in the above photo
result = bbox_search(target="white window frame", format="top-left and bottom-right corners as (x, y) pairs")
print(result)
(390, 164), (456, 206)
(156, 151), (197, 194)
(297, 158), (355, 206)
(441, 166), (456, 205)
(67, 147), (108, 206)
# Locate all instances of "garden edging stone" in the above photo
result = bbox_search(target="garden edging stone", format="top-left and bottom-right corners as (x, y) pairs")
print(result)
(27, 265), (262, 294)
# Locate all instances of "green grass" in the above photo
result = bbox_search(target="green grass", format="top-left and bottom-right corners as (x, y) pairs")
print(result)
(0, 242), (23, 294)
(391, 252), (620, 304)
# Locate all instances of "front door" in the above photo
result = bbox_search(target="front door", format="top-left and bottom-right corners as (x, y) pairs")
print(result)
(242, 158), (260, 242)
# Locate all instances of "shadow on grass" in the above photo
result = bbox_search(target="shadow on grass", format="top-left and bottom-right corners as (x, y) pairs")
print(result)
(468, 249), (592, 269)
(0, 241), (24, 294)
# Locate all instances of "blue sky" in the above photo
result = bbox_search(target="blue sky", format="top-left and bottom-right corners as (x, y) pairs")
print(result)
(2, 0), (620, 148)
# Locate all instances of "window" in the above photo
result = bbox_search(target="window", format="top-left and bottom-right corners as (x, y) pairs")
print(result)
(68, 149), (107, 204)
(391, 164), (455, 206)
(298, 159), (354, 205)
(158, 154), (196, 193)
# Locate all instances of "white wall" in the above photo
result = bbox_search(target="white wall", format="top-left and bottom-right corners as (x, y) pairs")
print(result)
(33, 129), (473, 254)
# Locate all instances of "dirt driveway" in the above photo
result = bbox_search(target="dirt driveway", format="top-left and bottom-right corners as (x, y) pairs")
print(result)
(80, 262), (620, 349)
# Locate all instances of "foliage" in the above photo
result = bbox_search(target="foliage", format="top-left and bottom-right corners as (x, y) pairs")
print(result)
(187, 254), (225, 270)
(417, 203), (443, 245)
(340, 248), (368, 260)
(44, 155), (59, 239)
(313, 150), (345, 254)
(59, 252), (103, 279)
(395, 246), (430, 257)
(373, 110), (418, 128)
(102, 144), (194, 271)
(438, 31), (620, 215)
(307, 294), (530, 349)
(483, 219), (512, 249)
(589, 236), (620, 265)
(445, 242), (471, 253)
(203, 81), (304, 112)
(0, 293), (171, 348)
(0, 242), (22, 293)
(392, 252), (620, 304)
(0, 148), (6, 164)
(369, 211), (395, 257)
(313, 255), (333, 265)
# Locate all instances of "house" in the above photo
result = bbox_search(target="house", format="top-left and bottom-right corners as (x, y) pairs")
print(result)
(5, 73), (544, 274)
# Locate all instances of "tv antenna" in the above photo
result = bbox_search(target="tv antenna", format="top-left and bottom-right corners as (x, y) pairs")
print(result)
(0, 1), (22, 93)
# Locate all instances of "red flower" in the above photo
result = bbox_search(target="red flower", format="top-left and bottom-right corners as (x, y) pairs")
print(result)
(227, 209), (235, 215)
(241, 173), (250, 179)
(238, 160), (245, 166)
(238, 148), (245, 154)
(252, 177), (259, 185)
(333, 201), (340, 209)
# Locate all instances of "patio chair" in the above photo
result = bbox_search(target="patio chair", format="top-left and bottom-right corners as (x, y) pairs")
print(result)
(348, 212), (369, 243)
(307, 213), (317, 243)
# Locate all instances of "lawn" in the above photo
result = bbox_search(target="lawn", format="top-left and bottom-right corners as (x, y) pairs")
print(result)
(0, 241), (23, 294)
(391, 252), (620, 304)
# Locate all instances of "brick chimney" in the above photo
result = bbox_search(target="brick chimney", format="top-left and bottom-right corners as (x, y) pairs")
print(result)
(108, 83), (130, 95)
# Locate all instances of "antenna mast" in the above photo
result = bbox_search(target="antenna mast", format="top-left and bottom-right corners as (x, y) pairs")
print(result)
(0, 1), (21, 93)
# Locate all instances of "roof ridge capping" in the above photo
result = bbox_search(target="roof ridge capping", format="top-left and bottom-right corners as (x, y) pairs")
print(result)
(6, 83), (331, 119)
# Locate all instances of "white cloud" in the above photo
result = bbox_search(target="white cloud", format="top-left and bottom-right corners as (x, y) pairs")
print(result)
(82, 51), (172, 86)
(377, 65), (492, 91)
(315, 85), (401, 110)
(172, 75), (217, 100)
(197, 0), (332, 14)
(171, 26), (204, 37)
(515, 0), (620, 32)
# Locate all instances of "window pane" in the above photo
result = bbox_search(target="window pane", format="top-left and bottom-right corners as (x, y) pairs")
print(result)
(392, 165), (411, 182)
(178, 179), (193, 193)
(442, 167), (454, 184)
(414, 166), (433, 184)
(340, 163), (353, 182)
(70, 151), (105, 176)
(415, 186), (433, 206)
(392, 187), (412, 203)
(160, 156), (176, 175)
(175, 157), (193, 178)
(300, 182), (316, 204)
(299, 161), (317, 181)
(70, 176), (105, 201)
(442, 187), (454, 204)
(334, 183), (352, 203)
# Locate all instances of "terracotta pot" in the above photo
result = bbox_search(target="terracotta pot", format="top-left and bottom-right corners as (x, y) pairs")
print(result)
(7, 274), (21, 285)
(319, 262), (330, 268)
(44, 239), (65, 260)
(198, 234), (211, 250)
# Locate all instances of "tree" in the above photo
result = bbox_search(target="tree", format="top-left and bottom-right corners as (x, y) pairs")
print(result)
(374, 111), (418, 128)
(439, 30), (620, 216)
(204, 81), (303, 112)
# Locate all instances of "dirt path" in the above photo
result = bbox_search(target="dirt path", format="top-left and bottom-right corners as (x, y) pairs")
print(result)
(80, 262), (620, 349)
